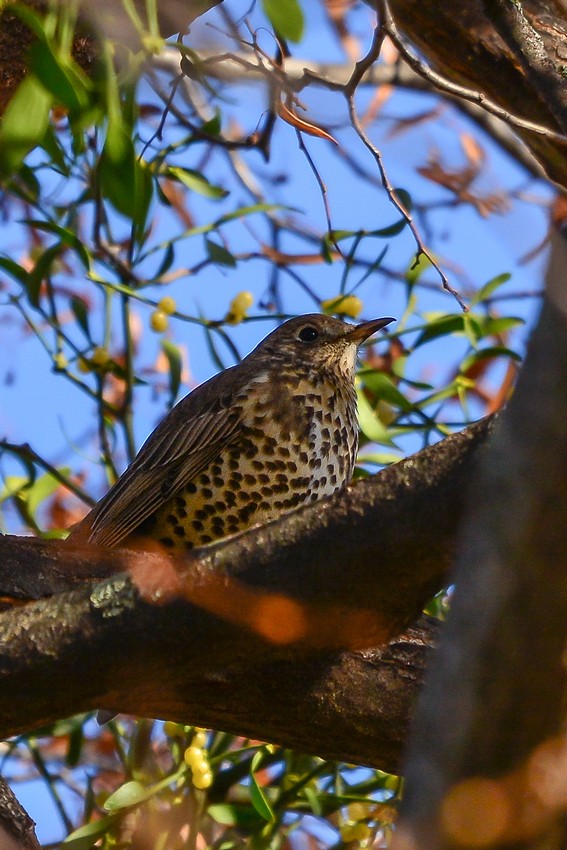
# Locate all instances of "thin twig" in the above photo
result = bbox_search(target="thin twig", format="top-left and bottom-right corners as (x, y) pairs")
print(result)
(95, 374), (119, 485)
(120, 295), (137, 464)
(345, 85), (468, 310)
(295, 130), (340, 256)
(0, 441), (96, 507)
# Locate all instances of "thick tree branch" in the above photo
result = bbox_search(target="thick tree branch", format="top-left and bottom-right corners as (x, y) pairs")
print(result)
(0, 779), (40, 850)
(396, 231), (567, 850)
(0, 417), (494, 769)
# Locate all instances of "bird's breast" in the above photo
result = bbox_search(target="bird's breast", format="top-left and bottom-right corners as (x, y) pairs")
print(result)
(141, 374), (359, 551)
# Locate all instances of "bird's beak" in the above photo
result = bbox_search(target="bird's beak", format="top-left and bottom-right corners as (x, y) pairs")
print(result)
(345, 316), (395, 344)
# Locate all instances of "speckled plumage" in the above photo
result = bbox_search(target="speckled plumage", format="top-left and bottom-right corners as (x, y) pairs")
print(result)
(69, 313), (394, 551)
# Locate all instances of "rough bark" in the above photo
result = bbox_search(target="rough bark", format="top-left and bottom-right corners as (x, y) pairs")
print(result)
(0, 779), (40, 850)
(0, 417), (493, 760)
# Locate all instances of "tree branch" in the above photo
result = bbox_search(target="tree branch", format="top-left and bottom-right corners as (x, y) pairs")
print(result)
(0, 416), (494, 770)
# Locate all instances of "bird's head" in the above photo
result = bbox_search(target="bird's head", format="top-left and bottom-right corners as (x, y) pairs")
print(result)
(250, 313), (395, 381)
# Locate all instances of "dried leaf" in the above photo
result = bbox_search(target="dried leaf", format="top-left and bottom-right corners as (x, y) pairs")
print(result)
(277, 100), (338, 145)
(460, 132), (485, 167)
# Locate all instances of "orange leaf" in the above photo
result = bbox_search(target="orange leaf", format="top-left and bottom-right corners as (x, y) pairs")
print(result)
(277, 100), (338, 145)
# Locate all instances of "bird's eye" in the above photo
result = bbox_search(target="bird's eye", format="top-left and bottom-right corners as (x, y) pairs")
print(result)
(298, 326), (319, 342)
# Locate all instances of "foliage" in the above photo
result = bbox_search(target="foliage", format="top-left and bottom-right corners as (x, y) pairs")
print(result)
(0, 0), (548, 845)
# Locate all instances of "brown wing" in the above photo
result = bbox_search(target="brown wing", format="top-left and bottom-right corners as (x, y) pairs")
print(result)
(83, 371), (246, 548)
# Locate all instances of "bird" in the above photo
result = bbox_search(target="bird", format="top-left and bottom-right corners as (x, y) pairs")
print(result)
(68, 313), (394, 551)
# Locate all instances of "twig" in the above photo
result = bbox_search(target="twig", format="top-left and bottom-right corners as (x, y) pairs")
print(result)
(295, 131), (340, 256)
(345, 84), (468, 310)
(0, 441), (96, 507)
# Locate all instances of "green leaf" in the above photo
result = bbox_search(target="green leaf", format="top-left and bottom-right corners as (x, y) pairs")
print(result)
(416, 381), (460, 409)
(359, 371), (412, 411)
(167, 166), (228, 199)
(481, 315), (524, 336)
(470, 272), (511, 307)
(40, 126), (70, 174)
(262, 0), (304, 41)
(66, 723), (85, 768)
(62, 814), (118, 849)
(0, 475), (30, 505)
(0, 74), (52, 176)
(26, 244), (63, 306)
(329, 222), (406, 242)
(27, 469), (70, 516)
(99, 126), (153, 228)
(206, 238), (236, 267)
(413, 314), (465, 348)
(29, 39), (91, 112)
(0, 257), (30, 287)
(155, 242), (175, 280)
(406, 252), (432, 286)
(208, 803), (263, 828)
(104, 780), (149, 812)
(358, 451), (403, 466)
(217, 203), (289, 225)
(201, 112), (222, 135)
(70, 296), (92, 341)
(98, 123), (136, 216)
(460, 345), (521, 374)
(370, 219), (407, 238)
(250, 751), (276, 822)
(304, 785), (323, 816)
(321, 235), (334, 264)
(356, 389), (396, 446)
(393, 187), (413, 212)
(21, 220), (91, 270)
(161, 339), (183, 406)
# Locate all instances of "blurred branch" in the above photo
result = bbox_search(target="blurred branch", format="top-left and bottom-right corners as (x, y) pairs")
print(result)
(396, 230), (567, 849)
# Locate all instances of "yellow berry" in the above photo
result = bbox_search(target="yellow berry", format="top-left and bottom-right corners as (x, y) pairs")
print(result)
(150, 310), (169, 332)
(77, 357), (91, 373)
(321, 295), (363, 318)
(192, 730), (207, 748)
(340, 823), (357, 843)
(163, 721), (184, 738)
(347, 803), (369, 821)
(351, 823), (371, 842)
(184, 746), (205, 768)
(91, 346), (110, 368)
(54, 352), (68, 370)
(191, 757), (211, 777)
(230, 291), (253, 314)
(225, 310), (244, 326)
(158, 296), (176, 315)
(193, 770), (213, 790)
